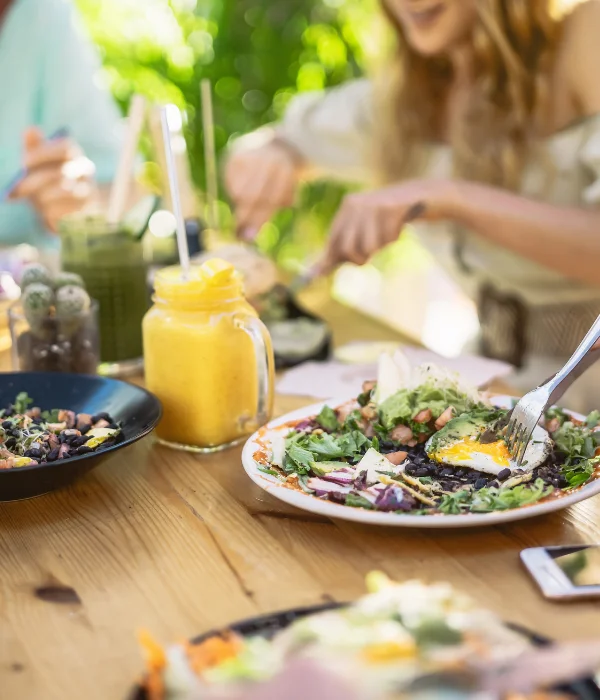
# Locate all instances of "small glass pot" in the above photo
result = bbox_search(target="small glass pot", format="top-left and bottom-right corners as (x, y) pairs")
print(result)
(9, 301), (100, 374)
(143, 260), (275, 452)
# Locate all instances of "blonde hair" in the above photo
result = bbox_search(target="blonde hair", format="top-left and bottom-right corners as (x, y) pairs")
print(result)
(377, 0), (561, 189)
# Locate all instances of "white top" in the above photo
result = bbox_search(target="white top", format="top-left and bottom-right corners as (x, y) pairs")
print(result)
(277, 79), (600, 309)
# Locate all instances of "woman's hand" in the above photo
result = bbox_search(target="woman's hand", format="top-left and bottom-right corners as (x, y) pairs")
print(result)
(10, 127), (97, 232)
(321, 179), (456, 272)
(225, 137), (303, 241)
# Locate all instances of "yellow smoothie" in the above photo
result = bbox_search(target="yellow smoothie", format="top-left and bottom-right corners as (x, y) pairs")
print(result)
(143, 260), (274, 450)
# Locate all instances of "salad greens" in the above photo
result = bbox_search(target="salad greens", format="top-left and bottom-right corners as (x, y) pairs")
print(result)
(379, 379), (485, 433)
(261, 361), (600, 517)
(439, 479), (553, 514)
(547, 409), (600, 489)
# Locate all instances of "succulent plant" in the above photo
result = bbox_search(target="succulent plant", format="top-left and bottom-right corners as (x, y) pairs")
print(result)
(20, 263), (52, 290)
(55, 285), (91, 319)
(21, 283), (54, 321)
(53, 272), (84, 291)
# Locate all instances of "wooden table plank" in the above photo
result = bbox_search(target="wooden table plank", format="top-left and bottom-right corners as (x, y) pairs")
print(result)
(1, 292), (599, 699)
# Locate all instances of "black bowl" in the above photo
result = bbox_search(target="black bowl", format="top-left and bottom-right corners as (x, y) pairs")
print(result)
(0, 372), (161, 501)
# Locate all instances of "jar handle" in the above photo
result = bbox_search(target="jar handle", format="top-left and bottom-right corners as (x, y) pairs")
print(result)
(234, 315), (275, 429)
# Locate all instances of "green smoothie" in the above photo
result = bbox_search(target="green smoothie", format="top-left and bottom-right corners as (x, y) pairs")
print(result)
(59, 216), (149, 364)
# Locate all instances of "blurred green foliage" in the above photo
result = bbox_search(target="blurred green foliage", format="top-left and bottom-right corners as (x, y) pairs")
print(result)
(75, 0), (377, 268)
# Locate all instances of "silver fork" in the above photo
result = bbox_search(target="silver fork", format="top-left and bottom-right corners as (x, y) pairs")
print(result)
(506, 315), (600, 465)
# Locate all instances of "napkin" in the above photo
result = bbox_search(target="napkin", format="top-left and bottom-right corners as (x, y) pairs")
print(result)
(277, 347), (513, 399)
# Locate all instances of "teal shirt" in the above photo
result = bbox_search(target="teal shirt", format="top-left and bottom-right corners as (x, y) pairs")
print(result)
(0, 0), (123, 247)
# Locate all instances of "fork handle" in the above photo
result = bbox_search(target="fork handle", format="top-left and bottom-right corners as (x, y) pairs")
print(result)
(545, 315), (600, 407)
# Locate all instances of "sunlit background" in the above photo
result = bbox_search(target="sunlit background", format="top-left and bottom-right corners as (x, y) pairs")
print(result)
(75, 0), (585, 358)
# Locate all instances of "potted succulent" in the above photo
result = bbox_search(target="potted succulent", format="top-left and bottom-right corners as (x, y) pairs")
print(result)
(9, 264), (100, 374)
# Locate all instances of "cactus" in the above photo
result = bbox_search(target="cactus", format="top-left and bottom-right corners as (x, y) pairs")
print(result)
(20, 263), (52, 290)
(55, 285), (91, 319)
(21, 283), (54, 321)
(53, 272), (84, 291)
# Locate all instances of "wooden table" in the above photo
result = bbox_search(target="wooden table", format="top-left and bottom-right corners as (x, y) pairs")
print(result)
(1, 290), (600, 700)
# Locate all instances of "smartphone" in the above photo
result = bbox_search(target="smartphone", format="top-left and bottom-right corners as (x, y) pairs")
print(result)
(521, 545), (600, 600)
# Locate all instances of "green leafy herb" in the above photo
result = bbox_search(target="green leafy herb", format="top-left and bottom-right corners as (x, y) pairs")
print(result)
(371, 436), (380, 452)
(553, 421), (599, 465)
(563, 460), (596, 489)
(345, 493), (374, 510)
(438, 490), (471, 515)
(337, 430), (372, 461)
(14, 392), (33, 414)
(587, 410), (600, 429)
(41, 409), (60, 423)
(258, 466), (280, 477)
(286, 441), (315, 474)
(544, 407), (570, 429)
(315, 405), (339, 432)
(357, 390), (372, 407)
(470, 479), (553, 512)
(410, 619), (463, 646)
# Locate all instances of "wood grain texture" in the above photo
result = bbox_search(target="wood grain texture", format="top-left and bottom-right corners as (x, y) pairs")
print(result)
(1, 294), (599, 700)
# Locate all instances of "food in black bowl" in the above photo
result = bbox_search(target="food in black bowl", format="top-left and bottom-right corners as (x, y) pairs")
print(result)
(253, 284), (331, 369)
(0, 372), (161, 501)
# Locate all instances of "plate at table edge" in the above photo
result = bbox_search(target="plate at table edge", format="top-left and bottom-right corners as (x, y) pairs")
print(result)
(241, 395), (600, 528)
(129, 602), (600, 700)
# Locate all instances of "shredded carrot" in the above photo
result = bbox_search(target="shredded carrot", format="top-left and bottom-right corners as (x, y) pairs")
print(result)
(137, 630), (167, 700)
(138, 629), (167, 671)
(186, 632), (243, 674)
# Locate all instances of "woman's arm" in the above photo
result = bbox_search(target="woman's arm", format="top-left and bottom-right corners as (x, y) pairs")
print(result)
(447, 182), (600, 288)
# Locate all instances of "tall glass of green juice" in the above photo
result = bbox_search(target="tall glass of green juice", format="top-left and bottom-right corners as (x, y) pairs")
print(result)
(59, 215), (149, 375)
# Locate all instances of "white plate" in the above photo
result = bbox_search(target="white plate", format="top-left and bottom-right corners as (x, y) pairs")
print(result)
(242, 396), (600, 528)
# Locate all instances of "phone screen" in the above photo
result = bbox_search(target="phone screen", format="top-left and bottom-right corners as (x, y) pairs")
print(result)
(549, 546), (600, 587)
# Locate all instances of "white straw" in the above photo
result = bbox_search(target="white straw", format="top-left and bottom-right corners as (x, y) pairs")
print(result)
(107, 94), (146, 225)
(160, 106), (190, 277)
(200, 79), (218, 233)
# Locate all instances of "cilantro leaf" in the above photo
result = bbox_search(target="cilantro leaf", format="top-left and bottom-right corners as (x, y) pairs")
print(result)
(14, 392), (33, 414)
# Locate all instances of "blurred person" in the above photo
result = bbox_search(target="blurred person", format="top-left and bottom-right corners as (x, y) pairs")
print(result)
(0, 0), (123, 247)
(225, 0), (600, 412)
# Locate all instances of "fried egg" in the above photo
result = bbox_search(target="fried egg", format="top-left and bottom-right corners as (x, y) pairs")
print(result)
(426, 418), (552, 476)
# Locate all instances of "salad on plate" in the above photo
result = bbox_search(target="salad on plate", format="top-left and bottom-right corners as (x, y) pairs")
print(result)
(252, 352), (600, 517)
(137, 573), (592, 700)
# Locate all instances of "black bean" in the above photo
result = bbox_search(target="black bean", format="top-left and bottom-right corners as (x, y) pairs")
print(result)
(76, 446), (94, 455)
(488, 480), (500, 489)
(91, 412), (111, 423)
(2, 420), (12, 429)
(10, 429), (20, 438)
(497, 468), (511, 481)
(404, 463), (417, 476)
(415, 467), (430, 477)
(72, 435), (90, 447)
(47, 447), (60, 462)
(25, 448), (43, 460)
(59, 434), (69, 444)
(441, 468), (454, 477)
(474, 478), (488, 490)
(79, 423), (92, 435)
